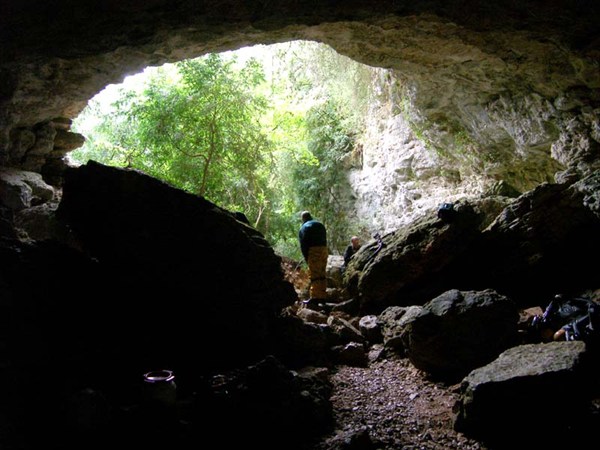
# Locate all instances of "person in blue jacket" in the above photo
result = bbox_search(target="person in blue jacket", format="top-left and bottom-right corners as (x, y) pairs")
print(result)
(298, 211), (328, 301)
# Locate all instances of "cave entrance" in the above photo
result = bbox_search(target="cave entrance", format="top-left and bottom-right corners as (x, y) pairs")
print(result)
(6, 9), (591, 255)
(69, 40), (398, 258)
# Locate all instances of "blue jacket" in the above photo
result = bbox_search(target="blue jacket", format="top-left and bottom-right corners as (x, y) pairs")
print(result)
(298, 219), (327, 260)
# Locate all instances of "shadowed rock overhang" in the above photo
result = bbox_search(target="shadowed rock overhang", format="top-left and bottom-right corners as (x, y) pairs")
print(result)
(1, 0), (599, 188)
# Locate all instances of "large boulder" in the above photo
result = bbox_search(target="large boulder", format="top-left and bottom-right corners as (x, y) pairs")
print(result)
(474, 173), (600, 304)
(345, 173), (600, 313)
(344, 201), (485, 313)
(401, 289), (519, 379)
(454, 341), (596, 447)
(56, 161), (297, 376)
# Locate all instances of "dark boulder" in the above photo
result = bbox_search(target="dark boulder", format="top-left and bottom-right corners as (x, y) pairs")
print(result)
(454, 341), (597, 448)
(56, 161), (297, 377)
(401, 289), (519, 380)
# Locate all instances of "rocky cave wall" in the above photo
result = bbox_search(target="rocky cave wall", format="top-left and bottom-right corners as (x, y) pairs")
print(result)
(342, 15), (599, 232)
(1, 1), (599, 235)
(0, 3), (598, 447)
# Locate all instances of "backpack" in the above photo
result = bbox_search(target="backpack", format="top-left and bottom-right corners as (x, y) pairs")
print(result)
(437, 202), (456, 223)
(532, 295), (600, 343)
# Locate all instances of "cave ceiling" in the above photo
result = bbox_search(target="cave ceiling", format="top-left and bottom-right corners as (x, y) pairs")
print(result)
(1, 0), (598, 182)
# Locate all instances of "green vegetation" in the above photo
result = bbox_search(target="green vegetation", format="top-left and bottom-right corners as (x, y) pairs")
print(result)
(72, 42), (372, 259)
(291, 99), (356, 251)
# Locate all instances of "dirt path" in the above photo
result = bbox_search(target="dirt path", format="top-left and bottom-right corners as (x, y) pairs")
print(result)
(316, 357), (486, 450)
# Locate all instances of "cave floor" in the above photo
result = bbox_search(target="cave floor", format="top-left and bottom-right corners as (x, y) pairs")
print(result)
(314, 356), (485, 450)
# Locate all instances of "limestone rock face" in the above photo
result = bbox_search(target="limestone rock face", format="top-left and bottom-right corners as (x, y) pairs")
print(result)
(348, 72), (572, 233)
(0, 167), (55, 210)
(349, 93), (448, 233)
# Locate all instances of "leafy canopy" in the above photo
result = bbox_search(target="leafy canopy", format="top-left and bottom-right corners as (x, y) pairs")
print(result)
(72, 42), (376, 259)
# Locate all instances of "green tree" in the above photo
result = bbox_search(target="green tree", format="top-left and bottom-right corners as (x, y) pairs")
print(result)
(73, 42), (377, 259)
(263, 107), (310, 260)
(291, 98), (356, 253)
(267, 42), (372, 253)
(74, 53), (274, 229)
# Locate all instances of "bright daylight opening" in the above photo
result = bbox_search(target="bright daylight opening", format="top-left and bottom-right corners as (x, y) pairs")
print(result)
(71, 41), (384, 260)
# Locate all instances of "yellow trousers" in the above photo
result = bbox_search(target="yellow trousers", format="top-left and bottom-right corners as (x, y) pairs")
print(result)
(307, 246), (328, 300)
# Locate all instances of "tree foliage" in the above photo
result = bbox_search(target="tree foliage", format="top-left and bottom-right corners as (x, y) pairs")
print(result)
(271, 41), (366, 253)
(73, 42), (375, 258)
(290, 99), (356, 252)
(75, 54), (274, 228)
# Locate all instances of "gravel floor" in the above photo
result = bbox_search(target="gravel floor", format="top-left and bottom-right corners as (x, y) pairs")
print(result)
(314, 357), (486, 450)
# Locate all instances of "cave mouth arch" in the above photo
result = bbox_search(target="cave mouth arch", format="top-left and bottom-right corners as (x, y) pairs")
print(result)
(69, 40), (391, 256)
(1, 1), (598, 246)
(2, 1), (598, 180)
(64, 15), (588, 247)
(66, 36), (533, 256)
